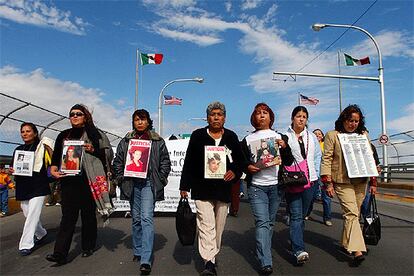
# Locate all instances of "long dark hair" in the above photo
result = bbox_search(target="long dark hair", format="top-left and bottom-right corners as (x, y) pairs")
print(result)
(70, 104), (101, 143)
(132, 109), (153, 131)
(20, 122), (40, 144)
(290, 106), (309, 128)
(334, 104), (366, 134)
(250, 103), (275, 130)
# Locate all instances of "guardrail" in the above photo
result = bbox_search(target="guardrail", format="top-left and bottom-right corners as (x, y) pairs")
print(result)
(380, 163), (414, 183)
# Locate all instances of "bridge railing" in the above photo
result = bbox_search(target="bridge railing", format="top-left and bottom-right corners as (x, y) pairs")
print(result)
(379, 163), (414, 183)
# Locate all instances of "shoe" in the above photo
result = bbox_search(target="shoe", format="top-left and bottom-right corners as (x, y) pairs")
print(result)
(81, 250), (93, 257)
(324, 220), (333, 226)
(296, 251), (309, 264)
(55, 203), (61, 206)
(353, 254), (365, 266)
(45, 203), (53, 206)
(19, 248), (32, 256)
(239, 192), (245, 198)
(229, 212), (238, 217)
(201, 261), (217, 276)
(125, 211), (131, 218)
(304, 216), (311, 221)
(1, 212), (7, 217)
(260, 265), (273, 275)
(133, 255), (141, 262)
(46, 253), (67, 265)
(34, 233), (47, 245)
(140, 263), (152, 275)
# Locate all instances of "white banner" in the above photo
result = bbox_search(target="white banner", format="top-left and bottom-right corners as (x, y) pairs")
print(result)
(112, 139), (195, 213)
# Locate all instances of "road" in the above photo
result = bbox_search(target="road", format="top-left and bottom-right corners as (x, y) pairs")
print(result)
(1, 195), (413, 275)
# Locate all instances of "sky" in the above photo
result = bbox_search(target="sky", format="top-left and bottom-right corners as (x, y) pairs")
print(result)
(0, 0), (413, 159)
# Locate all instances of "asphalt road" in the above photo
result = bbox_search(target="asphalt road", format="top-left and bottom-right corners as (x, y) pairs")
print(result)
(1, 198), (413, 275)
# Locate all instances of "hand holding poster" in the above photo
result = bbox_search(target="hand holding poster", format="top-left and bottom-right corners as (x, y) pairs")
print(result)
(338, 133), (379, 178)
(61, 140), (84, 175)
(204, 146), (226, 179)
(124, 139), (151, 179)
(13, 150), (34, 176)
(248, 137), (281, 169)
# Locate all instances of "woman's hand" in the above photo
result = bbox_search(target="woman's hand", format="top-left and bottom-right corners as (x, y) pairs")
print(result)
(224, 170), (236, 181)
(180, 190), (188, 198)
(326, 184), (335, 198)
(84, 143), (94, 153)
(247, 164), (260, 174)
(50, 166), (66, 179)
(8, 167), (14, 174)
(275, 138), (287, 149)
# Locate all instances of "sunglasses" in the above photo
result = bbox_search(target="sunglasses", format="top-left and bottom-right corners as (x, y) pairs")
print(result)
(69, 112), (84, 117)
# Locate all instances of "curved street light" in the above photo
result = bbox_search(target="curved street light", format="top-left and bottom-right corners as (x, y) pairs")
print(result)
(158, 77), (204, 137)
(312, 23), (388, 172)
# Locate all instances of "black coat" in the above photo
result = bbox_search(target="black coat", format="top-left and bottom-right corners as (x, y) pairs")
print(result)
(180, 127), (245, 203)
(13, 141), (50, 201)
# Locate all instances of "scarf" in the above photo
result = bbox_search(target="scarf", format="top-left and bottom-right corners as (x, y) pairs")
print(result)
(81, 130), (114, 220)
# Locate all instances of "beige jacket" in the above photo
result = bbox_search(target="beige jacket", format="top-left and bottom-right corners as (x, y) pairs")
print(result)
(321, 130), (368, 184)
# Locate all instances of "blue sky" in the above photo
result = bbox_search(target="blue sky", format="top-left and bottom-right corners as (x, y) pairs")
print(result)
(1, 0), (413, 151)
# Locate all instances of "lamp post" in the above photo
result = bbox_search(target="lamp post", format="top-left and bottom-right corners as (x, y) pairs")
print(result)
(312, 23), (388, 172)
(158, 77), (204, 137)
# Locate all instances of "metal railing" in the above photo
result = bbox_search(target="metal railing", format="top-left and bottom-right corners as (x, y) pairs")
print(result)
(379, 163), (414, 183)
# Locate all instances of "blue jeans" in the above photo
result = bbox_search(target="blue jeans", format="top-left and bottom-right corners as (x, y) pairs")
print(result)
(0, 188), (8, 214)
(130, 180), (154, 265)
(360, 185), (370, 219)
(248, 184), (284, 267)
(321, 188), (332, 221)
(286, 181), (316, 256)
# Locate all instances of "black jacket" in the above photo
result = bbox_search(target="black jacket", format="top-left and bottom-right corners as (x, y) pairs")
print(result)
(241, 133), (294, 187)
(113, 130), (171, 202)
(179, 127), (245, 203)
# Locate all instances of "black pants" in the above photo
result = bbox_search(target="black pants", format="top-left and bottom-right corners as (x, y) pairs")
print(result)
(54, 175), (97, 257)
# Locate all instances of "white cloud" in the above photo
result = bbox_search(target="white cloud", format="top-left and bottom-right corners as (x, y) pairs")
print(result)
(224, 1), (232, 13)
(241, 0), (263, 10)
(156, 27), (223, 46)
(388, 102), (414, 132)
(142, 0), (196, 9)
(0, 0), (88, 35)
(0, 66), (131, 140)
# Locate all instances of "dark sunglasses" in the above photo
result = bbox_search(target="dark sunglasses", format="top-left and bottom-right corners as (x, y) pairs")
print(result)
(69, 112), (84, 117)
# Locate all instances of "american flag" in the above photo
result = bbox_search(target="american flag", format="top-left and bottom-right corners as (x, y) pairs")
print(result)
(300, 94), (319, 105)
(164, 95), (182, 105)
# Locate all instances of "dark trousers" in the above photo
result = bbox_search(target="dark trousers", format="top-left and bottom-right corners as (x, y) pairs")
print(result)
(230, 181), (241, 215)
(54, 176), (97, 257)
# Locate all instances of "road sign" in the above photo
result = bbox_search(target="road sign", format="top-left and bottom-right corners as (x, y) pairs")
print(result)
(379, 134), (389, 145)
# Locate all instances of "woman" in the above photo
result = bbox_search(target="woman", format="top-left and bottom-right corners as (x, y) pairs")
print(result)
(126, 147), (145, 172)
(241, 103), (294, 274)
(284, 106), (321, 264)
(9, 123), (50, 256)
(321, 104), (376, 265)
(113, 109), (171, 275)
(61, 146), (80, 171)
(305, 129), (333, 226)
(46, 104), (113, 265)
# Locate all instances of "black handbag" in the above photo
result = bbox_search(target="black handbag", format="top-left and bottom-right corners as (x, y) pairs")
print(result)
(176, 197), (196, 246)
(281, 163), (308, 186)
(363, 194), (381, 245)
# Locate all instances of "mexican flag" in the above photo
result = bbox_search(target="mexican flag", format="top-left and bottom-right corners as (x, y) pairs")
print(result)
(140, 53), (163, 65)
(344, 53), (370, 66)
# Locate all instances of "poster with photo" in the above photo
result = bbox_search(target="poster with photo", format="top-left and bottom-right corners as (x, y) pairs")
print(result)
(124, 139), (152, 179)
(204, 146), (226, 179)
(13, 150), (34, 176)
(338, 133), (379, 178)
(61, 140), (84, 175)
(247, 136), (281, 169)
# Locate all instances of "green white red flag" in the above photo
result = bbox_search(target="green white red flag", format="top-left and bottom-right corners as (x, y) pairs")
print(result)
(344, 53), (370, 66)
(140, 53), (163, 65)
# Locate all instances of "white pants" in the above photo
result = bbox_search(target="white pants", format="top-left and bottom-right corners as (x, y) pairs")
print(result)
(195, 200), (229, 263)
(19, 196), (47, 250)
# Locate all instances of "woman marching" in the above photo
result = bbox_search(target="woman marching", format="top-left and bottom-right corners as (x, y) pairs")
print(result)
(9, 123), (52, 255)
(241, 103), (294, 274)
(284, 106), (322, 264)
(321, 104), (376, 265)
(113, 109), (171, 275)
(46, 104), (113, 265)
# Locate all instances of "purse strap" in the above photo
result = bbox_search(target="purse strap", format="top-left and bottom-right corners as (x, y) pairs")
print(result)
(370, 194), (378, 217)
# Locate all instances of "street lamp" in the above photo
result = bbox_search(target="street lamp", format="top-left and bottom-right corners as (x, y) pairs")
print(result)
(158, 77), (204, 137)
(312, 23), (388, 172)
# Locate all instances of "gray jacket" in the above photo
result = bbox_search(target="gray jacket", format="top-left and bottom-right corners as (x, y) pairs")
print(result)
(113, 130), (171, 202)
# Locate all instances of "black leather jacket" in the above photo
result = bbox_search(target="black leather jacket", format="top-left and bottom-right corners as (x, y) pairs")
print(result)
(113, 130), (171, 202)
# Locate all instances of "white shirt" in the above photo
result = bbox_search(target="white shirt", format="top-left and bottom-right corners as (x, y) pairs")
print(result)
(245, 129), (282, 186)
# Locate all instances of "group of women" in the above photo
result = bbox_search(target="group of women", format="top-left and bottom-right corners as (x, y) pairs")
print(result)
(10, 102), (377, 275)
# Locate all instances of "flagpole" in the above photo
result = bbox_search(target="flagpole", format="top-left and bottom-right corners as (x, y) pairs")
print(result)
(298, 92), (300, 105)
(338, 50), (343, 113)
(135, 49), (139, 111)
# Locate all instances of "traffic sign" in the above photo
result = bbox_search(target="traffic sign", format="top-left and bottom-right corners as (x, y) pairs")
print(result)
(379, 134), (389, 145)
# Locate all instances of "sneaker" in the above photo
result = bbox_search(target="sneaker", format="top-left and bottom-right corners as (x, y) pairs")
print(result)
(55, 203), (61, 206)
(34, 233), (47, 245)
(19, 248), (32, 256)
(304, 216), (311, 221)
(296, 251), (309, 264)
(260, 265), (273, 275)
(324, 220), (333, 226)
(45, 203), (53, 206)
(201, 261), (217, 276)
(1, 212), (7, 216)
(239, 192), (245, 198)
(140, 263), (151, 275)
